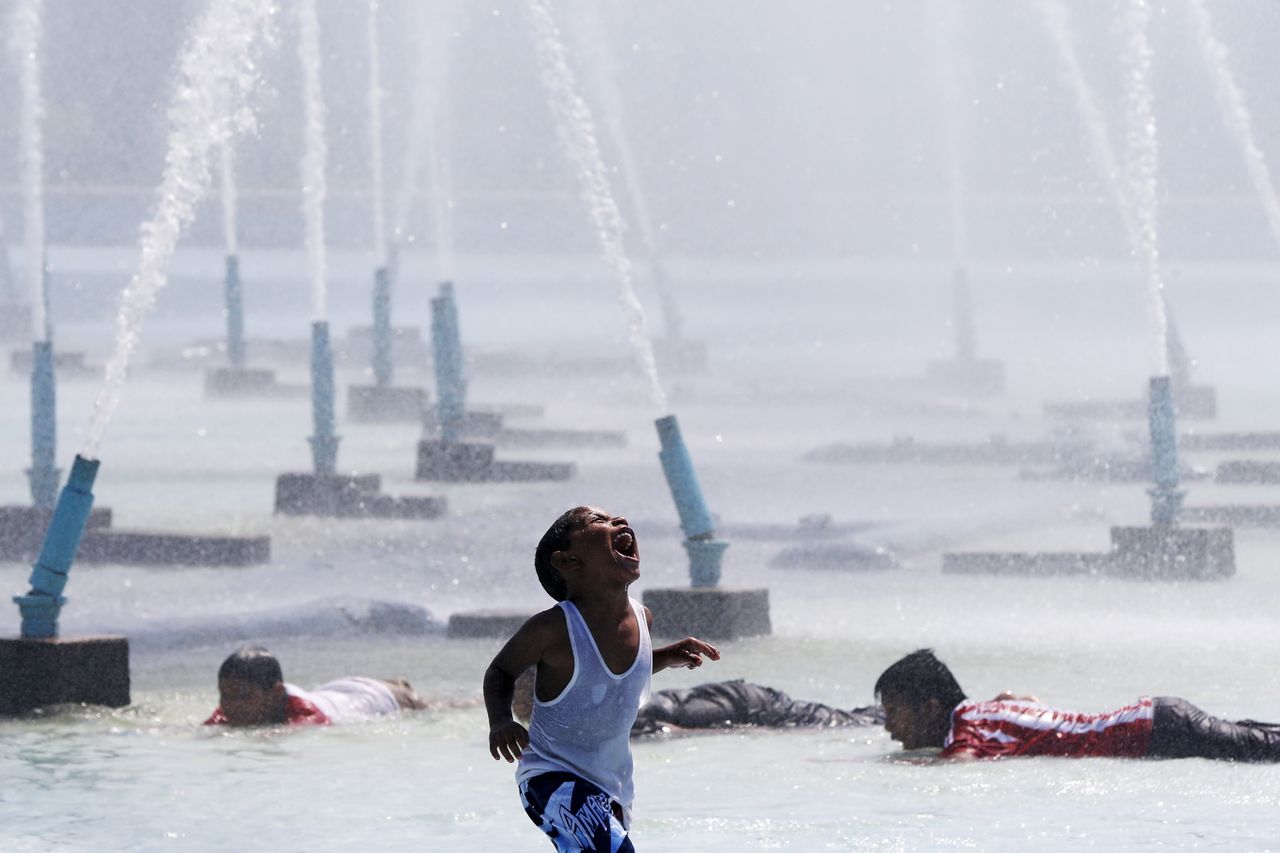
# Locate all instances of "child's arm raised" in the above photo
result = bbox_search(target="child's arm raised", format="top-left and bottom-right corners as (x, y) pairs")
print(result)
(484, 609), (560, 762)
(643, 605), (721, 673)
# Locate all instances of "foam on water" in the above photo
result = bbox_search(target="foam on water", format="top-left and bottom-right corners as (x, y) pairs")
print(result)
(10, 0), (46, 342)
(297, 0), (328, 322)
(524, 0), (668, 414)
(1188, 0), (1280, 251)
(1121, 0), (1170, 378)
(83, 0), (275, 458)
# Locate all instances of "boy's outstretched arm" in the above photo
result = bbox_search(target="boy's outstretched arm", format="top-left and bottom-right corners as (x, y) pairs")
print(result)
(643, 606), (721, 673)
(484, 610), (558, 762)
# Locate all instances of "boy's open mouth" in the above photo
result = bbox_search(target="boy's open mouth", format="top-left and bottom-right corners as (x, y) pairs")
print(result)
(612, 528), (638, 561)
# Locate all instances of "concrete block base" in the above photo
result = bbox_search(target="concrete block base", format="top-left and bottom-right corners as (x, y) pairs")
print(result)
(942, 552), (1111, 577)
(423, 409), (506, 437)
(1110, 525), (1234, 579)
(0, 505), (113, 561)
(925, 358), (1005, 396)
(1046, 385), (1217, 421)
(415, 440), (574, 482)
(447, 610), (534, 639)
(77, 530), (271, 566)
(275, 472), (446, 519)
(1181, 432), (1280, 451)
(347, 384), (429, 422)
(491, 427), (627, 449)
(0, 636), (130, 714)
(642, 587), (771, 640)
(205, 366), (304, 398)
(1216, 460), (1280, 484)
(10, 348), (96, 379)
(1182, 505), (1280, 527)
(941, 525), (1234, 581)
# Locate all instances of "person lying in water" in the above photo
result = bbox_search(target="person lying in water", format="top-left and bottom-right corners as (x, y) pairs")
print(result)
(875, 648), (1280, 761)
(205, 646), (429, 727)
(513, 668), (884, 734)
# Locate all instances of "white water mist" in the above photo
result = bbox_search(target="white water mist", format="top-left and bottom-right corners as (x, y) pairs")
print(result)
(1188, 0), (1280, 249)
(524, 0), (668, 413)
(1122, 0), (1169, 378)
(219, 141), (239, 256)
(84, 0), (276, 458)
(1037, 0), (1139, 251)
(367, 0), (387, 268)
(10, 0), (46, 342)
(391, 1), (455, 278)
(928, 1), (968, 265)
(298, 0), (328, 321)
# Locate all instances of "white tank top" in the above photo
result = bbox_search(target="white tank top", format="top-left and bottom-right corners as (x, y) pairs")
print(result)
(517, 598), (653, 819)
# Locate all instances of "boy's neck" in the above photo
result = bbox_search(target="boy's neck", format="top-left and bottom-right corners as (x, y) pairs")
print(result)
(568, 585), (631, 621)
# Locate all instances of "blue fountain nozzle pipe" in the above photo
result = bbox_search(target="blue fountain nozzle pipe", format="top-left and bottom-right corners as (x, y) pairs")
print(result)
(952, 266), (976, 364)
(1147, 374), (1183, 525)
(28, 340), (59, 509)
(372, 265), (393, 387)
(224, 254), (245, 369)
(308, 320), (339, 475)
(655, 414), (716, 540)
(431, 292), (465, 443)
(15, 454), (100, 638)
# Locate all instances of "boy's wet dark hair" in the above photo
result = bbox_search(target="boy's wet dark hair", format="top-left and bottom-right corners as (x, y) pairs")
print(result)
(874, 648), (967, 710)
(534, 506), (593, 601)
(217, 646), (284, 690)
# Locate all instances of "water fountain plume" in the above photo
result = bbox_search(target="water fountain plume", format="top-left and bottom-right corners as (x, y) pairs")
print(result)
(1037, 0), (1141, 252)
(219, 142), (238, 257)
(10, 0), (47, 342)
(0, 216), (18, 304)
(390, 0), (455, 276)
(1122, 0), (1170, 379)
(1188, 0), (1280, 250)
(83, 0), (276, 458)
(298, 0), (328, 322)
(568, 3), (686, 345)
(523, 0), (667, 414)
(928, 1), (969, 266)
(367, 0), (387, 269)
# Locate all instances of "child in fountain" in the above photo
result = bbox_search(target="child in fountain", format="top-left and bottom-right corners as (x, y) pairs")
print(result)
(484, 506), (720, 852)
(875, 648), (1280, 761)
(205, 646), (428, 727)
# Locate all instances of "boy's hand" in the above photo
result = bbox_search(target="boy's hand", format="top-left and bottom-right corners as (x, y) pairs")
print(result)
(654, 637), (720, 672)
(489, 721), (530, 762)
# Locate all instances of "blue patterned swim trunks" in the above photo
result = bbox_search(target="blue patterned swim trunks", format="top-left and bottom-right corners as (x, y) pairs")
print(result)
(519, 771), (635, 852)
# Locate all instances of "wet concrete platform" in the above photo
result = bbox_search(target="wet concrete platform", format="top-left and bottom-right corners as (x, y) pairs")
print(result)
(346, 384), (430, 422)
(415, 441), (574, 482)
(942, 525), (1234, 580)
(0, 636), (130, 715)
(205, 366), (306, 398)
(447, 610), (533, 639)
(275, 473), (447, 519)
(642, 587), (771, 640)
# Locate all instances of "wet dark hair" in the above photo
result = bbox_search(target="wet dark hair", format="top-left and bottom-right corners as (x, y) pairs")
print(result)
(874, 648), (967, 710)
(534, 506), (594, 601)
(217, 646), (284, 690)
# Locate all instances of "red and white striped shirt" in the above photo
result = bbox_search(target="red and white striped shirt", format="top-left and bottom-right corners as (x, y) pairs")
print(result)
(941, 698), (1154, 759)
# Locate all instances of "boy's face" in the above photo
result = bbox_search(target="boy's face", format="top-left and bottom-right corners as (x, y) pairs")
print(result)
(882, 695), (945, 750)
(218, 677), (287, 727)
(557, 507), (640, 592)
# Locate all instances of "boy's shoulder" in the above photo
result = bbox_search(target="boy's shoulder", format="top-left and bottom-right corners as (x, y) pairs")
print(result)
(519, 604), (570, 637)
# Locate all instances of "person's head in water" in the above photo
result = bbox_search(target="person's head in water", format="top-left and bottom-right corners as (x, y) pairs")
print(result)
(534, 506), (639, 602)
(875, 649), (967, 750)
(217, 646), (288, 727)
